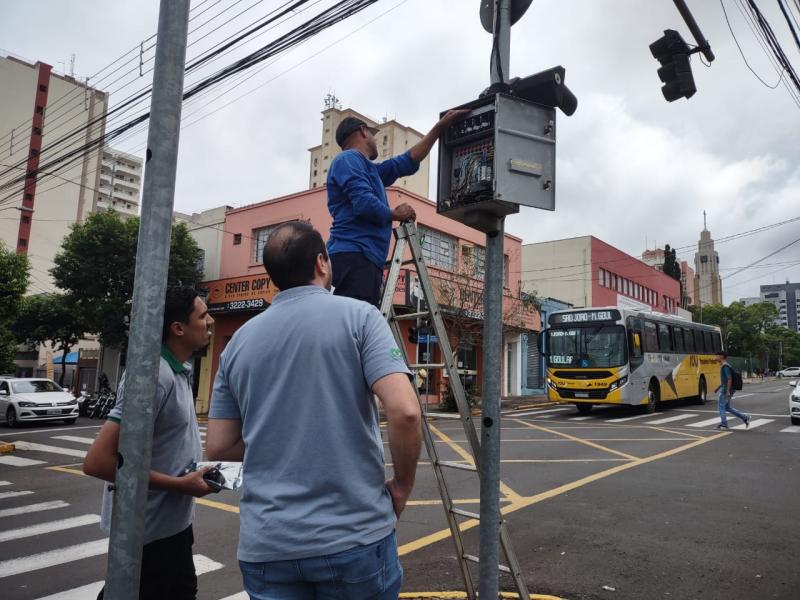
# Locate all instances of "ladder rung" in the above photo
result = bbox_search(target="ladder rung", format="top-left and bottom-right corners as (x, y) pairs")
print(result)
(425, 412), (462, 420)
(462, 554), (512, 574)
(450, 507), (480, 520)
(408, 363), (445, 370)
(437, 460), (477, 472)
(392, 311), (431, 321)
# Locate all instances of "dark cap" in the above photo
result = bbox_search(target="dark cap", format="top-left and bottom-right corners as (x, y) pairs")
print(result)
(335, 117), (378, 148)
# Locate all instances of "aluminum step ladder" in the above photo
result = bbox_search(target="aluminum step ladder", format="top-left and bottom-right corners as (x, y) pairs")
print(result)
(379, 220), (530, 600)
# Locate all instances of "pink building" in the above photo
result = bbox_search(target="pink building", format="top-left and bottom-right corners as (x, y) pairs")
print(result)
(196, 186), (539, 411)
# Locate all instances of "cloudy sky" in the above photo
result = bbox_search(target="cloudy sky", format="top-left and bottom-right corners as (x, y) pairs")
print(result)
(2, 0), (799, 301)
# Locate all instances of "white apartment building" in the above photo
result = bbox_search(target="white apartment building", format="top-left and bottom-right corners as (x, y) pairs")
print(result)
(761, 283), (800, 332)
(0, 51), (107, 292)
(308, 99), (430, 197)
(181, 205), (231, 281)
(97, 147), (142, 216)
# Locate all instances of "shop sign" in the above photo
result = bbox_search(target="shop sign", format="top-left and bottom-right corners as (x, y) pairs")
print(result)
(203, 274), (279, 313)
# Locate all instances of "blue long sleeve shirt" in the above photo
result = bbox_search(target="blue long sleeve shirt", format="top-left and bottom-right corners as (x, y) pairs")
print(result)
(326, 149), (420, 267)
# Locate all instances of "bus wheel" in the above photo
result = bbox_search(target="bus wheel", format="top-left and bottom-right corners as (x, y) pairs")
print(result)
(644, 382), (659, 414)
(575, 404), (592, 414)
(695, 377), (707, 405)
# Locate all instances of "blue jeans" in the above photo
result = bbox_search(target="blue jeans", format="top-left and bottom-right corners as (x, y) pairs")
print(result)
(718, 392), (748, 427)
(239, 531), (402, 600)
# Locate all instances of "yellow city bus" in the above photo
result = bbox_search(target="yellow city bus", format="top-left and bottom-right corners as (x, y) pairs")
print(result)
(543, 307), (723, 413)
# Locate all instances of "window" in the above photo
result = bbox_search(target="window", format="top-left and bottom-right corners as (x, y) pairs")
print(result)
(598, 268), (605, 287)
(712, 332), (722, 353)
(694, 329), (705, 352)
(252, 223), (284, 263)
(643, 321), (659, 352)
(313, 158), (318, 166)
(703, 331), (713, 353)
(39, 83), (47, 92)
(313, 170), (317, 177)
(462, 245), (485, 279)
(419, 225), (456, 270)
(504, 255), (510, 287)
(233, 233), (242, 245)
(684, 328), (695, 352)
(605, 270), (611, 287)
(383, 135), (388, 145)
(673, 327), (684, 353)
(658, 323), (672, 351)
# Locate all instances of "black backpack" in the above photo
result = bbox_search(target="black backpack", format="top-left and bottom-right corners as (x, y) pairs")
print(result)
(727, 365), (743, 391)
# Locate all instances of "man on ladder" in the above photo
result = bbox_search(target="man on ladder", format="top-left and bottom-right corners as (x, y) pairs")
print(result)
(326, 109), (467, 306)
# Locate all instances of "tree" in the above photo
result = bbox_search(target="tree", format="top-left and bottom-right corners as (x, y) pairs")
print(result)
(0, 242), (29, 373)
(689, 301), (779, 365)
(662, 244), (685, 306)
(13, 294), (86, 386)
(51, 210), (203, 350)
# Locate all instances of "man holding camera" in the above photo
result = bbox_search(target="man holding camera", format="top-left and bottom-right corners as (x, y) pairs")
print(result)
(84, 286), (216, 600)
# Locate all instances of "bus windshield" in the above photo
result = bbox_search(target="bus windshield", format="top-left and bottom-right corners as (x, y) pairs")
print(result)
(547, 325), (627, 368)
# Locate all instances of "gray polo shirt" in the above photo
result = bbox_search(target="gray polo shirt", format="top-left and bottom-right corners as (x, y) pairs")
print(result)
(101, 347), (202, 544)
(210, 285), (410, 562)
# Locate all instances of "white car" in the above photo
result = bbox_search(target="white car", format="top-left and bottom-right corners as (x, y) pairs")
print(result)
(0, 378), (79, 427)
(790, 381), (800, 426)
(778, 366), (800, 378)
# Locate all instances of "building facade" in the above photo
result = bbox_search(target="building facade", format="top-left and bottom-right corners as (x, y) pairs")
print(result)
(97, 147), (142, 216)
(521, 236), (682, 315)
(193, 187), (538, 413)
(693, 215), (723, 307)
(761, 282), (800, 332)
(0, 52), (108, 292)
(181, 205), (231, 281)
(307, 102), (430, 197)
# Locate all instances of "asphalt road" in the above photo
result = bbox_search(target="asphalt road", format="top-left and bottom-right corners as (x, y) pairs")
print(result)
(0, 379), (798, 599)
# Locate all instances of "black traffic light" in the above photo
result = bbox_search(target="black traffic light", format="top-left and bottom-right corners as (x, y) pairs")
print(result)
(649, 29), (696, 102)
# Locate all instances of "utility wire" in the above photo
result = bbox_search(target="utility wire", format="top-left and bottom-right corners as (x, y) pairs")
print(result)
(721, 0), (785, 88)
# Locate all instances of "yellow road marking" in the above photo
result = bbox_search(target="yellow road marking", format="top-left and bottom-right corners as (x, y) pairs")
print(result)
(397, 431), (729, 557)
(399, 592), (563, 600)
(421, 437), (705, 443)
(196, 497), (240, 513)
(407, 498), (513, 506)
(428, 424), (523, 503)
(512, 419), (639, 461)
(46, 466), (87, 477)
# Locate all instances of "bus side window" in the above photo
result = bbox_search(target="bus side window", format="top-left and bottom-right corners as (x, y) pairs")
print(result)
(684, 328), (695, 352)
(703, 331), (713, 353)
(712, 332), (722, 353)
(672, 326), (685, 353)
(694, 329), (705, 353)
(643, 321), (659, 352)
(658, 324), (672, 352)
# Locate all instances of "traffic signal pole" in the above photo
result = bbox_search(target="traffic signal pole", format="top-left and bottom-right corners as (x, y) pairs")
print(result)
(672, 0), (715, 62)
(479, 1), (511, 598)
(104, 1), (190, 598)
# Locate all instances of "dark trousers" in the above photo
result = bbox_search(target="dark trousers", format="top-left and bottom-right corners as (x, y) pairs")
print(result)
(97, 525), (197, 600)
(331, 252), (384, 308)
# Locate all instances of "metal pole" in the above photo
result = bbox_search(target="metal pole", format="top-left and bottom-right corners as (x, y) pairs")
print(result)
(104, 1), (190, 598)
(480, 2), (510, 598)
(672, 0), (715, 62)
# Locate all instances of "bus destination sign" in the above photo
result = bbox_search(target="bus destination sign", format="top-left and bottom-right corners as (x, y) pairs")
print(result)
(549, 309), (621, 326)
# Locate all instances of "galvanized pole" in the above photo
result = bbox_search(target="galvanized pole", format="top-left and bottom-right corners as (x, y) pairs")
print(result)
(104, 1), (190, 598)
(479, 1), (511, 598)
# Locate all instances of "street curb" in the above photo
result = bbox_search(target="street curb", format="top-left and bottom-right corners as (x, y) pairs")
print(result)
(0, 442), (15, 454)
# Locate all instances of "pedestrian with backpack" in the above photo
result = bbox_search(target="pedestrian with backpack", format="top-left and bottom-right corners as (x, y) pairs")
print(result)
(714, 351), (751, 430)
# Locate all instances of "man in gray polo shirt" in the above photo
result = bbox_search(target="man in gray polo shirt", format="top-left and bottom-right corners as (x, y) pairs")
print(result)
(84, 287), (215, 600)
(207, 221), (421, 599)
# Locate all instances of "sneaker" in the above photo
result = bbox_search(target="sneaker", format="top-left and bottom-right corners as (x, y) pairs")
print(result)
(716, 424), (729, 430)
(744, 416), (751, 429)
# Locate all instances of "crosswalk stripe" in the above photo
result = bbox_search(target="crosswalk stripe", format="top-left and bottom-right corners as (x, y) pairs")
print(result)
(780, 425), (800, 433)
(0, 455), (46, 467)
(0, 501), (69, 518)
(687, 417), (723, 428)
(13, 441), (86, 458)
(52, 435), (95, 445)
(511, 408), (572, 418)
(569, 416), (594, 421)
(645, 414), (698, 425)
(219, 594), (248, 600)
(0, 490), (34, 500)
(0, 514), (101, 543)
(732, 418), (773, 430)
(0, 481), (11, 486)
(0, 538), (108, 579)
(606, 413), (652, 423)
(34, 553), (225, 599)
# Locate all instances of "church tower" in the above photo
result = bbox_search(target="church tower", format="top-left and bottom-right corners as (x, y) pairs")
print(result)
(693, 211), (723, 306)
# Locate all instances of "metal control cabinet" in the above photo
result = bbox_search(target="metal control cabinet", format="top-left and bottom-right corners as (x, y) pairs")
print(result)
(437, 93), (556, 233)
